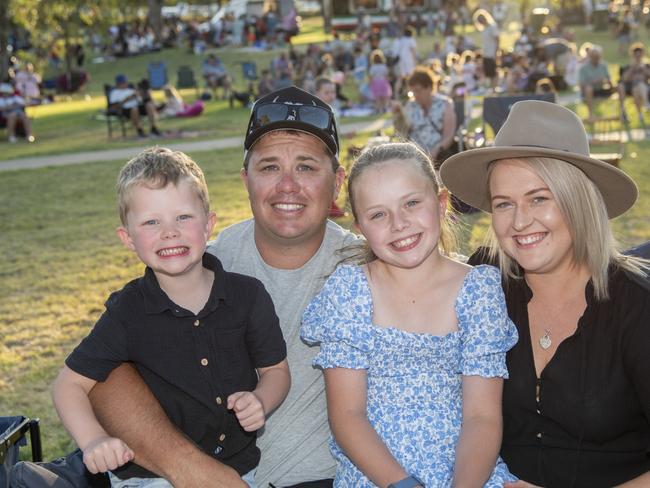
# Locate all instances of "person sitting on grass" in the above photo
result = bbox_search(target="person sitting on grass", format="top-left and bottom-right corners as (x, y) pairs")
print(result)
(109, 74), (161, 138)
(51, 147), (290, 488)
(0, 82), (35, 143)
(160, 84), (204, 118)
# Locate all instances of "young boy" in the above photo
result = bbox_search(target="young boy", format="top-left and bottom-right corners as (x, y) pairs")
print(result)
(52, 147), (290, 488)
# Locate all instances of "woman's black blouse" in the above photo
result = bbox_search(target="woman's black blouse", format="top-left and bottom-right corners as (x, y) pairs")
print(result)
(470, 253), (650, 487)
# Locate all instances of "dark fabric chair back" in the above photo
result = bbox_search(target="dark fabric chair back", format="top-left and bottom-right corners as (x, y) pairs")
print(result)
(482, 93), (556, 138)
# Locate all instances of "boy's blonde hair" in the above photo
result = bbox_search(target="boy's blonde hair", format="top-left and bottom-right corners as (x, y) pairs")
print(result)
(346, 142), (458, 264)
(117, 147), (210, 225)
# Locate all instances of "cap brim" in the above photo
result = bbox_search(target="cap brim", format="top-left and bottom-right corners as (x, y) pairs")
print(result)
(440, 145), (638, 218)
(245, 120), (338, 158)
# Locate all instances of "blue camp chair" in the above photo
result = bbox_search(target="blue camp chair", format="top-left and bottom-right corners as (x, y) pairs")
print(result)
(242, 61), (258, 81)
(0, 416), (41, 488)
(147, 62), (168, 90)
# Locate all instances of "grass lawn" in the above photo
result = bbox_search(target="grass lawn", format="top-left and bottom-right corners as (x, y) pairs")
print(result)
(2, 134), (649, 460)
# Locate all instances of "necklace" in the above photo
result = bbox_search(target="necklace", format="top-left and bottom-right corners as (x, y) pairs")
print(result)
(539, 329), (552, 350)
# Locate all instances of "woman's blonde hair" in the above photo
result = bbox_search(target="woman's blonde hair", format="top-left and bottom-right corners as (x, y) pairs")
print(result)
(345, 142), (458, 264)
(486, 156), (647, 299)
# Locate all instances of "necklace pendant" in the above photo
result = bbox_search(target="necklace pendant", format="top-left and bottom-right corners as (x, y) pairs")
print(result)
(539, 330), (552, 350)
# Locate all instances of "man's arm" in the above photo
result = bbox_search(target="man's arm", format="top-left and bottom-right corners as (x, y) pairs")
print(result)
(89, 363), (247, 488)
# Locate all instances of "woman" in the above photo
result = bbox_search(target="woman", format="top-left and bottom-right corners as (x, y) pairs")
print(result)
(392, 66), (456, 167)
(440, 100), (650, 487)
(473, 9), (500, 89)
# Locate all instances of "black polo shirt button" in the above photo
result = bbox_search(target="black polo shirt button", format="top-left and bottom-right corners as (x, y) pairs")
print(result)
(536, 409), (541, 414)
(216, 396), (223, 405)
(219, 433), (226, 442)
(536, 432), (542, 439)
(194, 319), (200, 326)
(201, 358), (208, 366)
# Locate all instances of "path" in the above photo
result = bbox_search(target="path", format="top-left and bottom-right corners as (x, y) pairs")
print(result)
(2, 95), (646, 172)
(0, 118), (392, 172)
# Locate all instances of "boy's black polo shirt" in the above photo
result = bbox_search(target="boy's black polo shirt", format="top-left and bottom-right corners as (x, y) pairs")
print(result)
(66, 253), (286, 479)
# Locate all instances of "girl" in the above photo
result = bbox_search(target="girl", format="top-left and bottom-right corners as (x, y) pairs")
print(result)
(160, 85), (204, 118)
(301, 142), (518, 487)
(368, 50), (392, 114)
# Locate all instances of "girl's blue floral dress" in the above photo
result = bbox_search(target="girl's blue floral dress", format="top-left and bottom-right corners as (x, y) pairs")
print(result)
(301, 264), (518, 488)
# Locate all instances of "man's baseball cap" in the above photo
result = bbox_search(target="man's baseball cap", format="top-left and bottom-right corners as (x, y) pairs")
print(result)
(115, 74), (128, 85)
(244, 86), (339, 158)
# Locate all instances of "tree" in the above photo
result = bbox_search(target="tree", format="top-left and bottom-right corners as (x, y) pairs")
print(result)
(148, 0), (163, 43)
(0, 0), (9, 79)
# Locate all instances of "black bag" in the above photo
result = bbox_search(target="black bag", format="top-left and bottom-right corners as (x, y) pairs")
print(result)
(10, 449), (109, 488)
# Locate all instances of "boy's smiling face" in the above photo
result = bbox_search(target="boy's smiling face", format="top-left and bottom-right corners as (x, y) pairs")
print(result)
(117, 179), (216, 280)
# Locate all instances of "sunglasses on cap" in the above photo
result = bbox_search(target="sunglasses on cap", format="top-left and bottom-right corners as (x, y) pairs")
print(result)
(245, 99), (339, 157)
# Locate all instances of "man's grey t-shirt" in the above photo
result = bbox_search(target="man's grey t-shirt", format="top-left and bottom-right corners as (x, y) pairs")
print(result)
(207, 219), (360, 487)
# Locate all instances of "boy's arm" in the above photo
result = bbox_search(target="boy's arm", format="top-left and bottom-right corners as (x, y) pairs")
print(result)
(324, 367), (417, 487)
(89, 363), (247, 488)
(227, 359), (290, 432)
(255, 359), (291, 415)
(453, 375), (504, 488)
(52, 365), (134, 473)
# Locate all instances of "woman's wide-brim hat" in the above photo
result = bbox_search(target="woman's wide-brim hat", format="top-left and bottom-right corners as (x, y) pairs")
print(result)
(439, 100), (638, 218)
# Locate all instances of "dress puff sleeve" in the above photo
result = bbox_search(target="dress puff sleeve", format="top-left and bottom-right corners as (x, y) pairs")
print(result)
(457, 265), (518, 378)
(301, 265), (374, 370)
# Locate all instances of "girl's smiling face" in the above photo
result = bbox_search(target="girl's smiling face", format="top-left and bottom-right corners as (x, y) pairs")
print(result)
(353, 159), (447, 270)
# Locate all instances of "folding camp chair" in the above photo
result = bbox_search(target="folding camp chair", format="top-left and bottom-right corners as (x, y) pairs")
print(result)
(583, 115), (625, 167)
(147, 62), (168, 90)
(482, 93), (556, 141)
(177, 65), (200, 98)
(242, 61), (259, 81)
(0, 416), (42, 487)
(103, 84), (128, 139)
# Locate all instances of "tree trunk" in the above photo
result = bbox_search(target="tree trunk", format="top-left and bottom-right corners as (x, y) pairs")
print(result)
(148, 0), (163, 44)
(323, 0), (332, 31)
(0, 0), (10, 80)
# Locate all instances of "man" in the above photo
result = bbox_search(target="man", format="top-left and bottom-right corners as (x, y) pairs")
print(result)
(578, 46), (613, 122)
(205, 86), (356, 485)
(109, 74), (160, 138)
(202, 54), (232, 99)
(13, 87), (357, 488)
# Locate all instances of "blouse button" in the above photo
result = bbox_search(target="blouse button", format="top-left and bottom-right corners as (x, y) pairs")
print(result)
(536, 432), (542, 439)
(219, 433), (226, 442)
(194, 319), (200, 326)
(536, 409), (541, 415)
(201, 358), (208, 366)
(216, 397), (223, 405)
